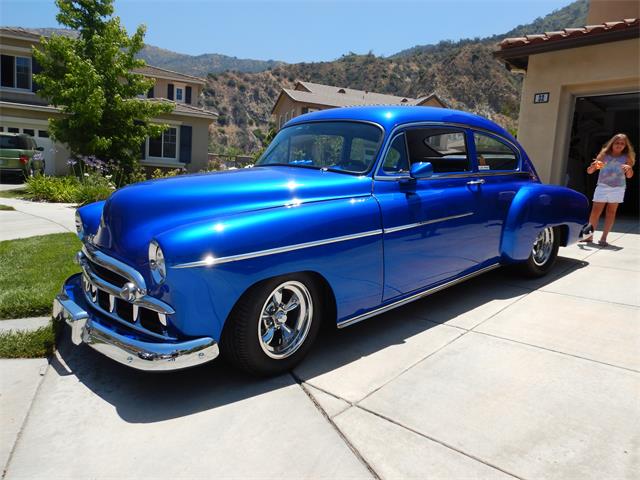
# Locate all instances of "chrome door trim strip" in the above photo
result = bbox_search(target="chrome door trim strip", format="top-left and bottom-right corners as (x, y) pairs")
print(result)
(383, 212), (474, 234)
(172, 229), (383, 269)
(337, 263), (501, 329)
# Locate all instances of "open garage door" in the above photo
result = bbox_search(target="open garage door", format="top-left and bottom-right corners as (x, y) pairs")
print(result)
(567, 92), (639, 216)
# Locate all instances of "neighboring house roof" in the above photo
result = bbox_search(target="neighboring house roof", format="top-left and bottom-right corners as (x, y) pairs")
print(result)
(149, 98), (218, 118)
(132, 65), (206, 85)
(495, 18), (640, 70)
(0, 27), (42, 41)
(272, 81), (446, 114)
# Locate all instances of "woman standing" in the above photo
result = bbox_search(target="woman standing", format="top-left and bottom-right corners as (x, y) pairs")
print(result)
(582, 133), (635, 246)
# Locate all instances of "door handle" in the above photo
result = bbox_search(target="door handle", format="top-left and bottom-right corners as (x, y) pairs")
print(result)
(466, 179), (485, 185)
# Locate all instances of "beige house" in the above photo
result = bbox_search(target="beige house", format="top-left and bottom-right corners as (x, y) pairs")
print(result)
(0, 28), (216, 175)
(494, 0), (639, 215)
(272, 81), (446, 129)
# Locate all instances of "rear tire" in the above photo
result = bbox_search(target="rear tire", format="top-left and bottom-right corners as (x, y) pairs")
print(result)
(519, 226), (560, 277)
(221, 273), (322, 376)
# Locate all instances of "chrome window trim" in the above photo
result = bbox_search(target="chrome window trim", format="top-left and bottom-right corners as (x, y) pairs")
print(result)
(173, 229), (383, 269)
(373, 121), (523, 179)
(471, 129), (522, 172)
(383, 212), (474, 234)
(338, 263), (501, 329)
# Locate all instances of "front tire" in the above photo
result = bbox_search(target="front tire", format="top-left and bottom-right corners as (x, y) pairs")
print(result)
(519, 226), (560, 277)
(221, 273), (322, 376)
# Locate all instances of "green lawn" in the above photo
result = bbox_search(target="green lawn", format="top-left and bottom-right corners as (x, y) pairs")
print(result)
(0, 324), (58, 358)
(0, 204), (15, 211)
(0, 188), (27, 199)
(0, 233), (81, 319)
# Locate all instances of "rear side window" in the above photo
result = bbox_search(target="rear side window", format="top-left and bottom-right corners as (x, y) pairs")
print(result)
(406, 128), (470, 174)
(0, 135), (21, 149)
(473, 132), (519, 171)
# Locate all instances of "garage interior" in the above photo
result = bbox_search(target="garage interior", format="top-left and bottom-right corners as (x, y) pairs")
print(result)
(567, 92), (639, 216)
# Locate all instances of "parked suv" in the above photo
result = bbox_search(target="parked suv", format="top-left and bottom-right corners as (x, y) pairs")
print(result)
(0, 133), (45, 179)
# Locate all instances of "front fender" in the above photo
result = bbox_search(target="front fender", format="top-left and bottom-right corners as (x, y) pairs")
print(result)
(501, 184), (589, 262)
(155, 196), (384, 340)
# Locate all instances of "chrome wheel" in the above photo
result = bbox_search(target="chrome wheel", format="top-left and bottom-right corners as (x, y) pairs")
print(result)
(257, 281), (313, 359)
(532, 227), (555, 266)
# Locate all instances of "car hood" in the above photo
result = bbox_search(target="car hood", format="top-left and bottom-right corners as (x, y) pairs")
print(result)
(93, 166), (373, 263)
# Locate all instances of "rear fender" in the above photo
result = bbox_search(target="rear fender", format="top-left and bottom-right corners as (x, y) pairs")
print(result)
(501, 184), (589, 262)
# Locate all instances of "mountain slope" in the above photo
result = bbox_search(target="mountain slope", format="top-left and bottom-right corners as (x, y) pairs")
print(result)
(203, 0), (587, 153)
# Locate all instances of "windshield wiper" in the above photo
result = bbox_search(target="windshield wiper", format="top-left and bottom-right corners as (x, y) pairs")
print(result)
(254, 163), (323, 170)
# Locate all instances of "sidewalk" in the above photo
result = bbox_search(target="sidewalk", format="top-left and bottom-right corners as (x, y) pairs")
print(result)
(2, 218), (638, 479)
(0, 196), (76, 241)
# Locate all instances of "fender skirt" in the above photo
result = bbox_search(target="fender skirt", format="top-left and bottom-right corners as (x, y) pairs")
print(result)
(500, 184), (589, 262)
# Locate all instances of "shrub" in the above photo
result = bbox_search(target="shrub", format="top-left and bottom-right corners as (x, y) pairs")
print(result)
(150, 168), (186, 179)
(25, 172), (115, 205)
(25, 175), (80, 203)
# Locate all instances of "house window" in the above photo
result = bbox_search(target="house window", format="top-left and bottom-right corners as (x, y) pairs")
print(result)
(147, 127), (178, 159)
(23, 128), (35, 136)
(38, 130), (49, 138)
(0, 54), (31, 90)
(176, 87), (183, 102)
(8, 127), (19, 133)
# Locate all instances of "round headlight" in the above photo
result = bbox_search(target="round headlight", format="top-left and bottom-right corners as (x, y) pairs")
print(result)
(149, 240), (166, 284)
(75, 211), (84, 240)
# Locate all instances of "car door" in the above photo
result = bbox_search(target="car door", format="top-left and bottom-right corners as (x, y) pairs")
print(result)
(373, 126), (488, 301)
(469, 130), (530, 260)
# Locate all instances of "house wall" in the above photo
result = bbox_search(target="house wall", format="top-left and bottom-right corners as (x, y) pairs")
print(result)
(516, 37), (639, 184)
(144, 111), (211, 173)
(0, 34), (48, 106)
(272, 97), (330, 129)
(151, 77), (202, 105)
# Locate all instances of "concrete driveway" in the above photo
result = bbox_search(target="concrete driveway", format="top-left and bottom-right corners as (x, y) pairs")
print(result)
(2, 219), (639, 479)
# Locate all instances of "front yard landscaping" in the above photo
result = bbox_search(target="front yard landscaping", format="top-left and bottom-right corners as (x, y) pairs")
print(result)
(0, 204), (15, 210)
(0, 233), (81, 319)
(0, 232), (80, 358)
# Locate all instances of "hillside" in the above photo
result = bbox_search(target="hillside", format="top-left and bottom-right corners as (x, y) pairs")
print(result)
(19, 28), (284, 75)
(204, 0), (588, 154)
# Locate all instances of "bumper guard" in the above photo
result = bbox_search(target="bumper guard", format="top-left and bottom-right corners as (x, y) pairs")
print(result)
(53, 280), (219, 371)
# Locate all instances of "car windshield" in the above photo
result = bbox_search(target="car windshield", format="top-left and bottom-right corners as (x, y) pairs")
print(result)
(256, 121), (383, 174)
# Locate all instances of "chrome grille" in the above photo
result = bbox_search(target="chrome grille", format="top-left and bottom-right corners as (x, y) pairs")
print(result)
(78, 248), (174, 340)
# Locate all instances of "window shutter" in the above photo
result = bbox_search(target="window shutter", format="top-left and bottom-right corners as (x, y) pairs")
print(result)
(179, 125), (192, 163)
(147, 86), (154, 98)
(140, 139), (146, 159)
(185, 86), (192, 104)
(167, 83), (174, 100)
(31, 57), (42, 93)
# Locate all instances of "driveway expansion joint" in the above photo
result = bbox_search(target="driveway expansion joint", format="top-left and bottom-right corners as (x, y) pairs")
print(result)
(355, 405), (526, 480)
(289, 372), (381, 480)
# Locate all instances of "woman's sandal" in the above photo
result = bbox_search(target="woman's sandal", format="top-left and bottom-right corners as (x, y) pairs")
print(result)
(580, 235), (594, 243)
(598, 239), (609, 247)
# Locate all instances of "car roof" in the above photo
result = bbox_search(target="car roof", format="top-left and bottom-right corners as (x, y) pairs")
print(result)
(285, 105), (514, 141)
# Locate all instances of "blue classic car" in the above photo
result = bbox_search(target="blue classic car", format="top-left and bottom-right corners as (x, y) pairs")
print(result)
(53, 106), (590, 375)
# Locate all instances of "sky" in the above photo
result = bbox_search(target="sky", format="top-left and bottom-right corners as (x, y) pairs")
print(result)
(0, 0), (577, 63)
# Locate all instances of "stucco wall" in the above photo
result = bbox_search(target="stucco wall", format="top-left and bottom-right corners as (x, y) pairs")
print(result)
(516, 38), (639, 184)
(151, 77), (202, 106)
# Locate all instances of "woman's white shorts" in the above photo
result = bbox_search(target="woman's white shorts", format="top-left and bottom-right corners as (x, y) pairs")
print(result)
(593, 184), (625, 203)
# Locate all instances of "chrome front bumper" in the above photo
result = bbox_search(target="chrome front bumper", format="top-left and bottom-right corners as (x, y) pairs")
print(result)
(53, 276), (219, 371)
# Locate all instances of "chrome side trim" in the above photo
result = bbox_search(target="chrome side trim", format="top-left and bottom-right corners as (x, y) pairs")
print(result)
(337, 263), (501, 329)
(383, 212), (474, 234)
(173, 229), (383, 269)
(83, 244), (147, 292)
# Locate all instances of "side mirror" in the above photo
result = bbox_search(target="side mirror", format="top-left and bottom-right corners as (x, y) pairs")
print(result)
(410, 162), (433, 179)
(35, 146), (44, 151)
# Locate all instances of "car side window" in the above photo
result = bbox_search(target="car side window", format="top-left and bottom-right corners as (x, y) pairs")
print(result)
(381, 134), (409, 175)
(405, 128), (470, 174)
(473, 132), (519, 171)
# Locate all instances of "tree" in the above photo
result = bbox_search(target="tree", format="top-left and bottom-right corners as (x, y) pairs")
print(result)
(33, 0), (173, 181)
